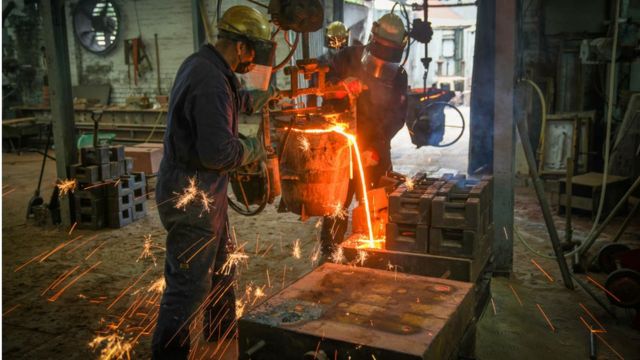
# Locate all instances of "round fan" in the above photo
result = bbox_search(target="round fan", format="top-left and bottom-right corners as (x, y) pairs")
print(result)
(73, 0), (121, 55)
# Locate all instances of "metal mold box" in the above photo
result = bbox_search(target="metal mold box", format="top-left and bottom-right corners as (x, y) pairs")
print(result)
(239, 263), (475, 360)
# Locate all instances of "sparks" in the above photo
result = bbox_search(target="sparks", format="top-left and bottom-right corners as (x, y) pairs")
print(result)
(57, 178), (77, 197)
(297, 135), (311, 152)
(405, 177), (414, 191)
(330, 246), (345, 264)
(218, 247), (249, 276)
(252, 285), (266, 305)
(536, 303), (555, 332)
(235, 299), (246, 320)
(310, 245), (322, 267)
(136, 234), (157, 266)
(292, 239), (301, 259)
(329, 201), (348, 220)
(89, 330), (134, 360)
(147, 277), (166, 294)
(173, 177), (215, 216)
(356, 250), (368, 266)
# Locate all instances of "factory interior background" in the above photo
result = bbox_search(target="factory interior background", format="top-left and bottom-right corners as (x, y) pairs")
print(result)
(2, 0), (640, 359)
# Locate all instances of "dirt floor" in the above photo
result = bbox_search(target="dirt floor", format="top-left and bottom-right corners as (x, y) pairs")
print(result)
(2, 150), (640, 359)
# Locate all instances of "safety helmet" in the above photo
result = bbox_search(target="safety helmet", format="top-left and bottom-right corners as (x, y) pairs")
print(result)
(217, 6), (277, 68)
(361, 12), (407, 84)
(217, 6), (277, 90)
(325, 21), (349, 50)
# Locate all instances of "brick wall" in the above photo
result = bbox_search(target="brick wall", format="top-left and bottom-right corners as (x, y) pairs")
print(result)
(65, 0), (194, 105)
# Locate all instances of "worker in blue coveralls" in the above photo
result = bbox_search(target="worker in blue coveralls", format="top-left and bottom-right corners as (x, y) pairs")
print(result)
(151, 6), (276, 359)
(320, 13), (409, 255)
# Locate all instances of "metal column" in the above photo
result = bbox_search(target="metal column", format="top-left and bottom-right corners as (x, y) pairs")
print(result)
(192, 0), (207, 52)
(41, 0), (76, 227)
(492, 0), (517, 274)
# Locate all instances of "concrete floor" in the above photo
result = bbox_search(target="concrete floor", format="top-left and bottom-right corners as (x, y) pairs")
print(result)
(2, 149), (640, 359)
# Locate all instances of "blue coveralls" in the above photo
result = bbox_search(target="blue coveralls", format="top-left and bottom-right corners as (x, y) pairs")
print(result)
(320, 45), (408, 251)
(151, 44), (249, 359)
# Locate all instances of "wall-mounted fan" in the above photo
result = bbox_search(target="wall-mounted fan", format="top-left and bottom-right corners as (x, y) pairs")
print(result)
(72, 0), (121, 55)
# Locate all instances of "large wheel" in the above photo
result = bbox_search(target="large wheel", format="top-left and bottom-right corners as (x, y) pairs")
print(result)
(597, 243), (630, 274)
(605, 269), (640, 308)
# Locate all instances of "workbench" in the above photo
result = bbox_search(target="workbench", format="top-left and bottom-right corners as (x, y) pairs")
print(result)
(239, 263), (478, 360)
(12, 105), (167, 143)
(2, 117), (50, 153)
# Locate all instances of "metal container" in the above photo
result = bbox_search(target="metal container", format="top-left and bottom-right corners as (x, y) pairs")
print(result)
(278, 123), (351, 216)
(239, 263), (476, 360)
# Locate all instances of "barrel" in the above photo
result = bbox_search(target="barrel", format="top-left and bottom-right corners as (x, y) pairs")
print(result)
(278, 126), (351, 216)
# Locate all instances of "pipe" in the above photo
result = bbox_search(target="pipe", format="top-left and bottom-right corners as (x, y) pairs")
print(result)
(585, 0), (621, 249)
(580, 175), (640, 252)
(565, 157), (573, 245)
(516, 115), (575, 289)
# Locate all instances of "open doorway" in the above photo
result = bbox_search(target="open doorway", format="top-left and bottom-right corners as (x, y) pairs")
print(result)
(382, 0), (477, 176)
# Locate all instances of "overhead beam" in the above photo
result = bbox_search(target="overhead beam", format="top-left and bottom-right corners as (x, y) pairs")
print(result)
(41, 0), (76, 227)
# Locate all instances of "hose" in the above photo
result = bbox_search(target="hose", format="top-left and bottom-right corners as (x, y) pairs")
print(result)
(517, 78), (547, 164)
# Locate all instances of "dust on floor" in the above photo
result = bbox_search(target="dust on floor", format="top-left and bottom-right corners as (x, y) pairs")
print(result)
(3, 152), (640, 359)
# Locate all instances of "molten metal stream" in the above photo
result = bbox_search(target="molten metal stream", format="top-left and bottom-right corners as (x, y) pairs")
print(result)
(286, 124), (377, 247)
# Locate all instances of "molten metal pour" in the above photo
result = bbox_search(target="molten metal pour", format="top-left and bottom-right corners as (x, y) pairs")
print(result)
(285, 123), (383, 249)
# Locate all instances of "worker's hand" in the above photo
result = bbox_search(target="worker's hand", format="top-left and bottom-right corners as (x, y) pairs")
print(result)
(239, 136), (267, 166)
(361, 149), (379, 167)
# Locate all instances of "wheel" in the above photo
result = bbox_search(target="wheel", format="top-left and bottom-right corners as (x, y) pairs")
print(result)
(597, 243), (630, 274)
(605, 269), (640, 308)
(228, 160), (269, 216)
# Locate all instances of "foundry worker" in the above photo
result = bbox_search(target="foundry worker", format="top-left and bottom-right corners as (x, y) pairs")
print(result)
(319, 21), (350, 64)
(152, 6), (275, 359)
(321, 13), (409, 254)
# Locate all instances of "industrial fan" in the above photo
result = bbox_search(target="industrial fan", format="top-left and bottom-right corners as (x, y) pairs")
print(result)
(72, 0), (121, 55)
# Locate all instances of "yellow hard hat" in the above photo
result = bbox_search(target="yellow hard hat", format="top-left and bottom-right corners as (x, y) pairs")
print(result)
(217, 6), (272, 42)
(325, 21), (348, 49)
(368, 12), (407, 63)
(217, 6), (276, 67)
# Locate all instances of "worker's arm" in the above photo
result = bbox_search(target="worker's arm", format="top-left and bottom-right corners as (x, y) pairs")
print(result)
(187, 73), (247, 171)
(385, 69), (409, 138)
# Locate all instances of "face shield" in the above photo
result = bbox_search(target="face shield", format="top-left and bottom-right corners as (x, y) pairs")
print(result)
(360, 46), (402, 86)
(237, 37), (277, 91)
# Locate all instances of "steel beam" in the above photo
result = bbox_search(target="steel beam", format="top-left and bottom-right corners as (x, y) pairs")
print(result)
(41, 0), (76, 226)
(192, 0), (207, 52)
(492, 0), (516, 274)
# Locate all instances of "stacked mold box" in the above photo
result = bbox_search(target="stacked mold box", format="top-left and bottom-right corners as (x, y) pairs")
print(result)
(386, 174), (494, 258)
(70, 145), (148, 229)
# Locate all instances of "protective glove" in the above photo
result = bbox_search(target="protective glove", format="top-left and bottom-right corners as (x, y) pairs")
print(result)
(361, 149), (380, 167)
(343, 77), (365, 96)
(239, 136), (267, 166)
(246, 85), (280, 114)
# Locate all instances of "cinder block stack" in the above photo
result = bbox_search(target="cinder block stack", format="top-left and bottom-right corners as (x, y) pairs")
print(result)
(71, 145), (148, 229)
(385, 174), (494, 258)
